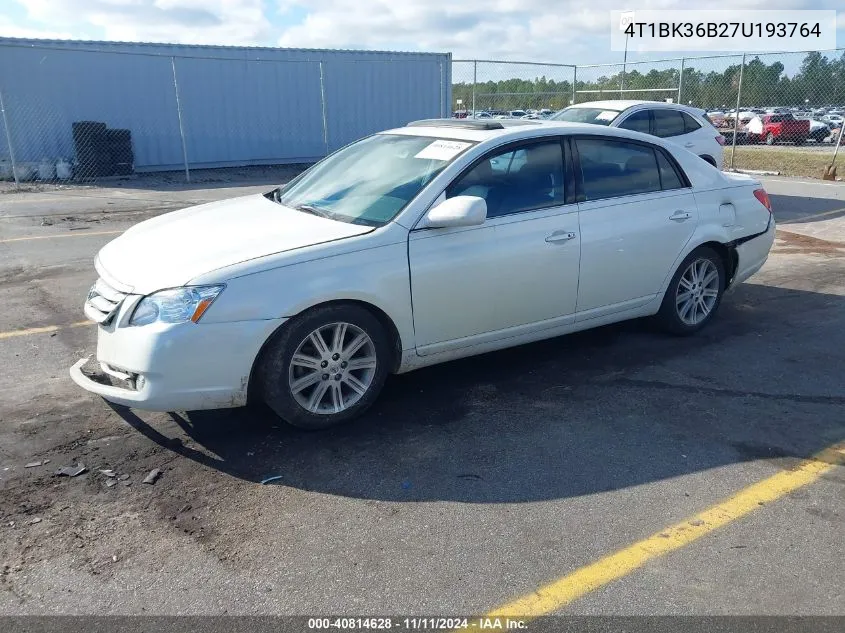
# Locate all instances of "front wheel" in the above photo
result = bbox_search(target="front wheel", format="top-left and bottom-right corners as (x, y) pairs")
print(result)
(258, 304), (391, 429)
(765, 132), (775, 145)
(655, 247), (725, 336)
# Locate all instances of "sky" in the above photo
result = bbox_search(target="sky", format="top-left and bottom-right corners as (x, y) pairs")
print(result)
(0, 0), (843, 68)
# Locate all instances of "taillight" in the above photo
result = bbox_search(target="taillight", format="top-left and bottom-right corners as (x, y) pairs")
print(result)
(715, 134), (726, 146)
(753, 188), (772, 213)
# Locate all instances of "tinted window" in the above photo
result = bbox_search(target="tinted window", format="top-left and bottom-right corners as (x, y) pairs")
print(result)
(681, 112), (702, 133)
(656, 151), (685, 190)
(617, 110), (651, 133)
(549, 107), (622, 126)
(653, 109), (686, 137)
(576, 138), (661, 200)
(448, 141), (565, 218)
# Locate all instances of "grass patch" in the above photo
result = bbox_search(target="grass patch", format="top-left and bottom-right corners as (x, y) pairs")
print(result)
(723, 146), (845, 179)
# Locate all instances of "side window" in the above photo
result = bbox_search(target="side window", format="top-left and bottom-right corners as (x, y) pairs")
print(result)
(617, 110), (651, 134)
(575, 138), (662, 200)
(681, 112), (702, 133)
(655, 151), (686, 190)
(653, 109), (686, 137)
(447, 141), (565, 218)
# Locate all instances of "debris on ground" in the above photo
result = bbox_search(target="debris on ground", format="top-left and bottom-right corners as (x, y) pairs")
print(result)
(142, 469), (162, 485)
(55, 463), (87, 477)
(105, 479), (118, 488)
(261, 475), (283, 484)
(118, 474), (130, 481)
(25, 461), (45, 468)
(28, 518), (42, 525)
(99, 469), (117, 477)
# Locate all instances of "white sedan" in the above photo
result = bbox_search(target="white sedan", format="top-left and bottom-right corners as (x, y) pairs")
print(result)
(71, 119), (775, 429)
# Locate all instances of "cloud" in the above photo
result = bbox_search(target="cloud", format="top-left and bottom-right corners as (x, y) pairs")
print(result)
(275, 0), (843, 62)
(9, 0), (274, 45)
(0, 15), (76, 40)
(3, 0), (843, 66)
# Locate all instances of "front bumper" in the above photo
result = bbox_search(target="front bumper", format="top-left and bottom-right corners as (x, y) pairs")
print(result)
(69, 298), (285, 411)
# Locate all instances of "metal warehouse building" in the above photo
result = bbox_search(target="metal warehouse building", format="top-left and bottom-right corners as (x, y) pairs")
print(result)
(0, 37), (451, 176)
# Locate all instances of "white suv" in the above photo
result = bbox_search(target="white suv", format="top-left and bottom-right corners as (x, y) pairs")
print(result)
(550, 100), (725, 169)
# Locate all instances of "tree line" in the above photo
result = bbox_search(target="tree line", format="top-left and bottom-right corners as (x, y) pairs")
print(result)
(452, 51), (845, 112)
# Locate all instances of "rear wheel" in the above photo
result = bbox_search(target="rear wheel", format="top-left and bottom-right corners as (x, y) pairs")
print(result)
(765, 132), (775, 145)
(258, 304), (391, 429)
(656, 247), (725, 336)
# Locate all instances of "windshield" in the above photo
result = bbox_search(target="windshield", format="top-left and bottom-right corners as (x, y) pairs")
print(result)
(549, 107), (623, 125)
(277, 134), (474, 226)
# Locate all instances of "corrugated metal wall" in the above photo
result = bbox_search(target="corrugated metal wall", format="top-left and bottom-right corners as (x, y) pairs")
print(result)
(0, 38), (451, 172)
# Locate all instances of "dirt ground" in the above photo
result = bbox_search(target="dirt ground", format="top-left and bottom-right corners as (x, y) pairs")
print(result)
(0, 174), (843, 616)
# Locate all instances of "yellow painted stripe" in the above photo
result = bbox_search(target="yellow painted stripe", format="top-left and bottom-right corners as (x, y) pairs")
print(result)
(0, 230), (122, 244)
(0, 320), (93, 340)
(488, 441), (845, 618)
(785, 206), (845, 224)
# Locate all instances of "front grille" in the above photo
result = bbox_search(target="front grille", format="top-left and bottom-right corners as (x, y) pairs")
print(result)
(84, 277), (127, 324)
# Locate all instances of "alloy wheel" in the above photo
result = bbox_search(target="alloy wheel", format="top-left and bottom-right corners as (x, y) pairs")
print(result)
(287, 322), (378, 414)
(675, 258), (720, 326)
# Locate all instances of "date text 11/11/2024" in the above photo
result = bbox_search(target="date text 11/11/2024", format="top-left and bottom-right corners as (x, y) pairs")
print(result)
(307, 617), (529, 630)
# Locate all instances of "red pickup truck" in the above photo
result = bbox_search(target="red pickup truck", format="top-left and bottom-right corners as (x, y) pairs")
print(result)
(745, 113), (810, 145)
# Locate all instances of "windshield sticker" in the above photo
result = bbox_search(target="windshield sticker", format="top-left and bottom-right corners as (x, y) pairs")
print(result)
(595, 110), (619, 121)
(414, 140), (472, 161)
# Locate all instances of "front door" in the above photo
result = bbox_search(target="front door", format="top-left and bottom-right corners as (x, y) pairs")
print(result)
(409, 138), (581, 355)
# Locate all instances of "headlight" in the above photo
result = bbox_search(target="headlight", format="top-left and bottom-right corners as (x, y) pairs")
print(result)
(129, 285), (225, 326)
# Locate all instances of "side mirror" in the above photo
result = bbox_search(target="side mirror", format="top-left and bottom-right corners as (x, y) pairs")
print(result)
(422, 195), (487, 229)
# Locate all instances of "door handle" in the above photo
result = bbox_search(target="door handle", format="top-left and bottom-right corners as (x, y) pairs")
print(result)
(684, 142), (695, 148)
(669, 211), (692, 221)
(545, 231), (577, 243)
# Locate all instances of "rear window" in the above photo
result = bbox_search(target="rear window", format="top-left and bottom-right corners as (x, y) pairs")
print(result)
(550, 107), (622, 126)
(652, 109), (686, 138)
(769, 114), (794, 122)
(681, 112), (702, 133)
(656, 151), (685, 190)
(576, 138), (662, 200)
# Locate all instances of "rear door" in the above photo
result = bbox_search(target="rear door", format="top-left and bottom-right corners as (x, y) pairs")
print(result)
(573, 136), (698, 319)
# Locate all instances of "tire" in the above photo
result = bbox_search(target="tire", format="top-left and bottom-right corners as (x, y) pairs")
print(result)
(258, 304), (391, 430)
(655, 246), (725, 336)
(765, 132), (775, 145)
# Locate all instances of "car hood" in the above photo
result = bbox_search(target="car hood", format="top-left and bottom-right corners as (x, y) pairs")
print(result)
(96, 193), (374, 294)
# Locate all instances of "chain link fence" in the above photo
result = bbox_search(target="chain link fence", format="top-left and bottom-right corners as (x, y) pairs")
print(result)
(2, 42), (844, 190)
(0, 41), (450, 190)
(453, 50), (845, 180)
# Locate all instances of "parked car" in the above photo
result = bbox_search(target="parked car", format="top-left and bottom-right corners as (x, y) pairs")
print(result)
(549, 100), (725, 169)
(795, 116), (833, 142)
(822, 114), (844, 126)
(745, 113), (810, 145)
(71, 118), (775, 429)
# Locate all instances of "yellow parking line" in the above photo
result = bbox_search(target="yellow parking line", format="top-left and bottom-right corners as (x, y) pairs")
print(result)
(0, 320), (93, 340)
(0, 230), (122, 244)
(488, 440), (845, 618)
(785, 206), (845, 224)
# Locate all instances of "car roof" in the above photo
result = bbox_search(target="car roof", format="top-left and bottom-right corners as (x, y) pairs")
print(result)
(383, 118), (673, 144)
(569, 100), (705, 115)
